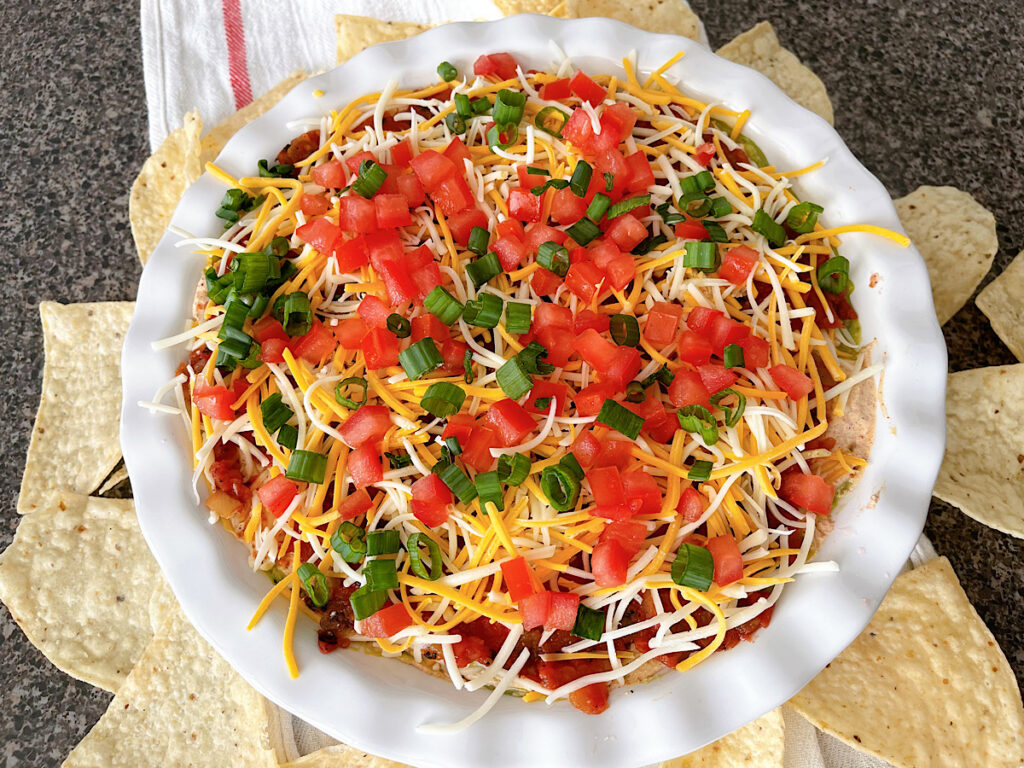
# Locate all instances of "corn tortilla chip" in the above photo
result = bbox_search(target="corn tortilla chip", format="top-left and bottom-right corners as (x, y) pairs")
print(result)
(62, 599), (279, 768)
(717, 22), (833, 124)
(281, 743), (409, 768)
(789, 557), (1024, 767)
(658, 708), (784, 767)
(335, 15), (432, 65)
(565, 0), (701, 41)
(18, 301), (134, 516)
(148, 578), (177, 633)
(0, 492), (159, 692)
(129, 109), (202, 265)
(976, 249), (1024, 361)
(894, 185), (998, 325)
(494, 0), (564, 14)
(933, 364), (1024, 538)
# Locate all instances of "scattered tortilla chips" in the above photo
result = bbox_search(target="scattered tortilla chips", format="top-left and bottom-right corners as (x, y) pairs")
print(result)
(0, 492), (159, 692)
(565, 0), (701, 41)
(281, 743), (408, 768)
(335, 15), (432, 65)
(933, 364), (1024, 539)
(894, 185), (998, 325)
(717, 22), (834, 124)
(658, 708), (785, 767)
(976, 249), (1024, 361)
(97, 463), (130, 496)
(129, 109), (203, 265)
(62, 599), (279, 768)
(494, 0), (565, 15)
(147, 578), (176, 633)
(789, 557), (1024, 767)
(18, 301), (134, 516)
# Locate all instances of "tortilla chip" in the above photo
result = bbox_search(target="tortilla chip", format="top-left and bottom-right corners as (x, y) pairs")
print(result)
(335, 15), (432, 65)
(129, 109), (202, 265)
(789, 557), (1024, 767)
(18, 302), (134, 516)
(281, 744), (409, 768)
(495, 0), (565, 14)
(933, 364), (1024, 538)
(147, 578), (177, 633)
(0, 492), (159, 692)
(894, 185), (998, 325)
(62, 600), (279, 768)
(976, 250), (1024, 361)
(97, 463), (130, 496)
(565, 0), (701, 41)
(659, 708), (784, 767)
(717, 22), (833, 124)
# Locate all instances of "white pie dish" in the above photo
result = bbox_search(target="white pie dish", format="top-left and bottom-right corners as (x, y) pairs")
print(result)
(121, 14), (947, 768)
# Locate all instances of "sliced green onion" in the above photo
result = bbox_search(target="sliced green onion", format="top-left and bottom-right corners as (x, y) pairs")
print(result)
(569, 160), (592, 197)
(366, 529), (401, 556)
(465, 252), (502, 287)
(424, 286), (464, 325)
(604, 172), (614, 192)
(533, 396), (552, 410)
(275, 292), (313, 336)
(296, 563), (330, 608)
(444, 436), (462, 456)
(258, 159), (293, 178)
(286, 449), (328, 484)
(476, 471), (504, 511)
(233, 251), (274, 294)
(434, 461), (478, 504)
(695, 170), (715, 192)
(350, 584), (387, 621)
(558, 453), (585, 482)
(351, 160), (388, 199)
(260, 392), (293, 433)
(493, 89), (526, 125)
(683, 241), (720, 272)
(471, 97), (490, 115)
(703, 221), (729, 243)
(530, 178), (569, 197)
(671, 544), (714, 591)
(363, 558), (399, 591)
(534, 105), (569, 137)
(399, 338), (443, 380)
(677, 405), (719, 446)
(215, 334), (252, 368)
(386, 313), (411, 338)
(609, 314), (640, 347)
(572, 604), (605, 641)
(246, 293), (270, 320)
(205, 267), (234, 304)
(540, 465), (580, 512)
(266, 236), (289, 258)
(463, 348), (474, 384)
(518, 340), (554, 375)
(437, 61), (458, 81)
(454, 93), (472, 117)
(787, 201), (824, 234)
(420, 382), (466, 418)
(632, 232), (668, 255)
(335, 376), (368, 409)
(586, 192), (611, 221)
(656, 201), (686, 226)
(467, 226), (490, 256)
(445, 112), (467, 135)
(277, 424), (298, 450)
(487, 122), (518, 150)
(407, 532), (443, 580)
(709, 388), (747, 428)
(607, 193), (651, 220)
(688, 459), (713, 482)
(497, 453), (531, 485)
(596, 399), (644, 440)
(463, 293), (503, 329)
(723, 343), (745, 369)
(504, 302), (532, 334)
(709, 197), (733, 218)
(218, 295), (249, 338)
(566, 217), (601, 246)
(752, 209), (787, 248)
(527, 166), (550, 176)
(679, 191), (712, 218)
(537, 241), (570, 277)
(642, 364), (675, 389)
(238, 340), (263, 370)
(385, 451), (412, 469)
(330, 521), (366, 564)
(625, 381), (646, 403)
(817, 256), (850, 294)
(496, 356), (533, 400)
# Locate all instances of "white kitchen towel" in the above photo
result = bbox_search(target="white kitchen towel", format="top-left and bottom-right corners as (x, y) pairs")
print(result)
(140, 1), (899, 763)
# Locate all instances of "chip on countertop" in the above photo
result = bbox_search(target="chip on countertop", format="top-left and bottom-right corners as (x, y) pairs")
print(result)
(565, 0), (701, 41)
(933, 364), (1024, 539)
(281, 743), (410, 768)
(789, 557), (1024, 767)
(976, 249), (1024, 361)
(0, 492), (159, 692)
(658, 708), (784, 767)
(894, 185), (998, 325)
(335, 15), (432, 65)
(18, 301), (134, 516)
(717, 22), (834, 124)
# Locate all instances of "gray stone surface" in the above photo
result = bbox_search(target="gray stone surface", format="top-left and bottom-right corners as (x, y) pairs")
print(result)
(0, 1), (1020, 765)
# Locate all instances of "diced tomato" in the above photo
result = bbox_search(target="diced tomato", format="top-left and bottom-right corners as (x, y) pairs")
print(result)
(373, 193), (412, 228)
(677, 486), (705, 522)
(523, 223), (566, 253)
(694, 142), (716, 167)
(378, 258), (419, 305)
(605, 213), (647, 251)
(410, 149), (457, 190)
(446, 208), (488, 247)
(473, 52), (519, 81)
(571, 430), (601, 468)
(391, 137), (414, 167)
(337, 488), (373, 521)
(549, 186), (589, 224)
(363, 230), (404, 273)
(534, 302), (573, 331)
(677, 330), (713, 365)
(780, 470), (835, 515)
(462, 424), (499, 473)
(697, 364), (737, 394)
(192, 381), (237, 421)
(705, 536), (743, 586)
(539, 77), (571, 100)
(770, 364), (814, 400)
(411, 314), (448, 344)
(432, 174), (475, 215)
(643, 409), (678, 443)
(707, 313), (748, 355)
(411, 473), (453, 527)
(598, 103), (638, 148)
(686, 306), (719, 335)
(339, 405), (391, 449)
(624, 151), (656, 192)
(668, 370), (712, 409)
(569, 681), (610, 715)
(565, 261), (605, 303)
(452, 636), (491, 668)
(644, 302), (683, 347)
(573, 309), (609, 335)
(257, 475), (299, 518)
(483, 399), (536, 446)
(604, 252), (637, 291)
(357, 295), (391, 328)
(338, 195), (378, 233)
(622, 469), (661, 516)
(296, 217), (342, 255)
(405, 244), (443, 301)
(334, 235), (370, 272)
(524, 380), (570, 415)
(519, 591), (552, 631)
(569, 70), (606, 106)
(442, 413), (475, 445)
(599, 521), (647, 557)
(299, 193), (330, 216)
(311, 158), (346, 189)
(591, 539), (630, 587)
(576, 328), (618, 372)
(674, 220), (709, 241)
(561, 108), (598, 154)
(259, 338), (289, 364)
(252, 317), (287, 343)
(530, 267), (564, 297)
(493, 234), (528, 271)
(496, 219), (524, 240)
(588, 465), (626, 507)
(345, 151), (375, 173)
(738, 335), (770, 369)
(594, 439), (633, 470)
(574, 382), (615, 417)
(360, 603), (414, 638)
(516, 165), (547, 190)
(443, 135), (472, 168)
(500, 556), (538, 603)
(546, 592), (581, 631)
(440, 338), (469, 374)
(360, 326), (401, 368)
(292, 320), (337, 364)
(348, 442), (383, 488)
(508, 188), (542, 222)
(718, 245), (760, 285)
(396, 173), (425, 208)
(602, 347), (642, 392)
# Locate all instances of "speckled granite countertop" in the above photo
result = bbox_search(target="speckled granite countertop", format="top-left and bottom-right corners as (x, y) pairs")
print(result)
(1, 2), (1021, 765)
